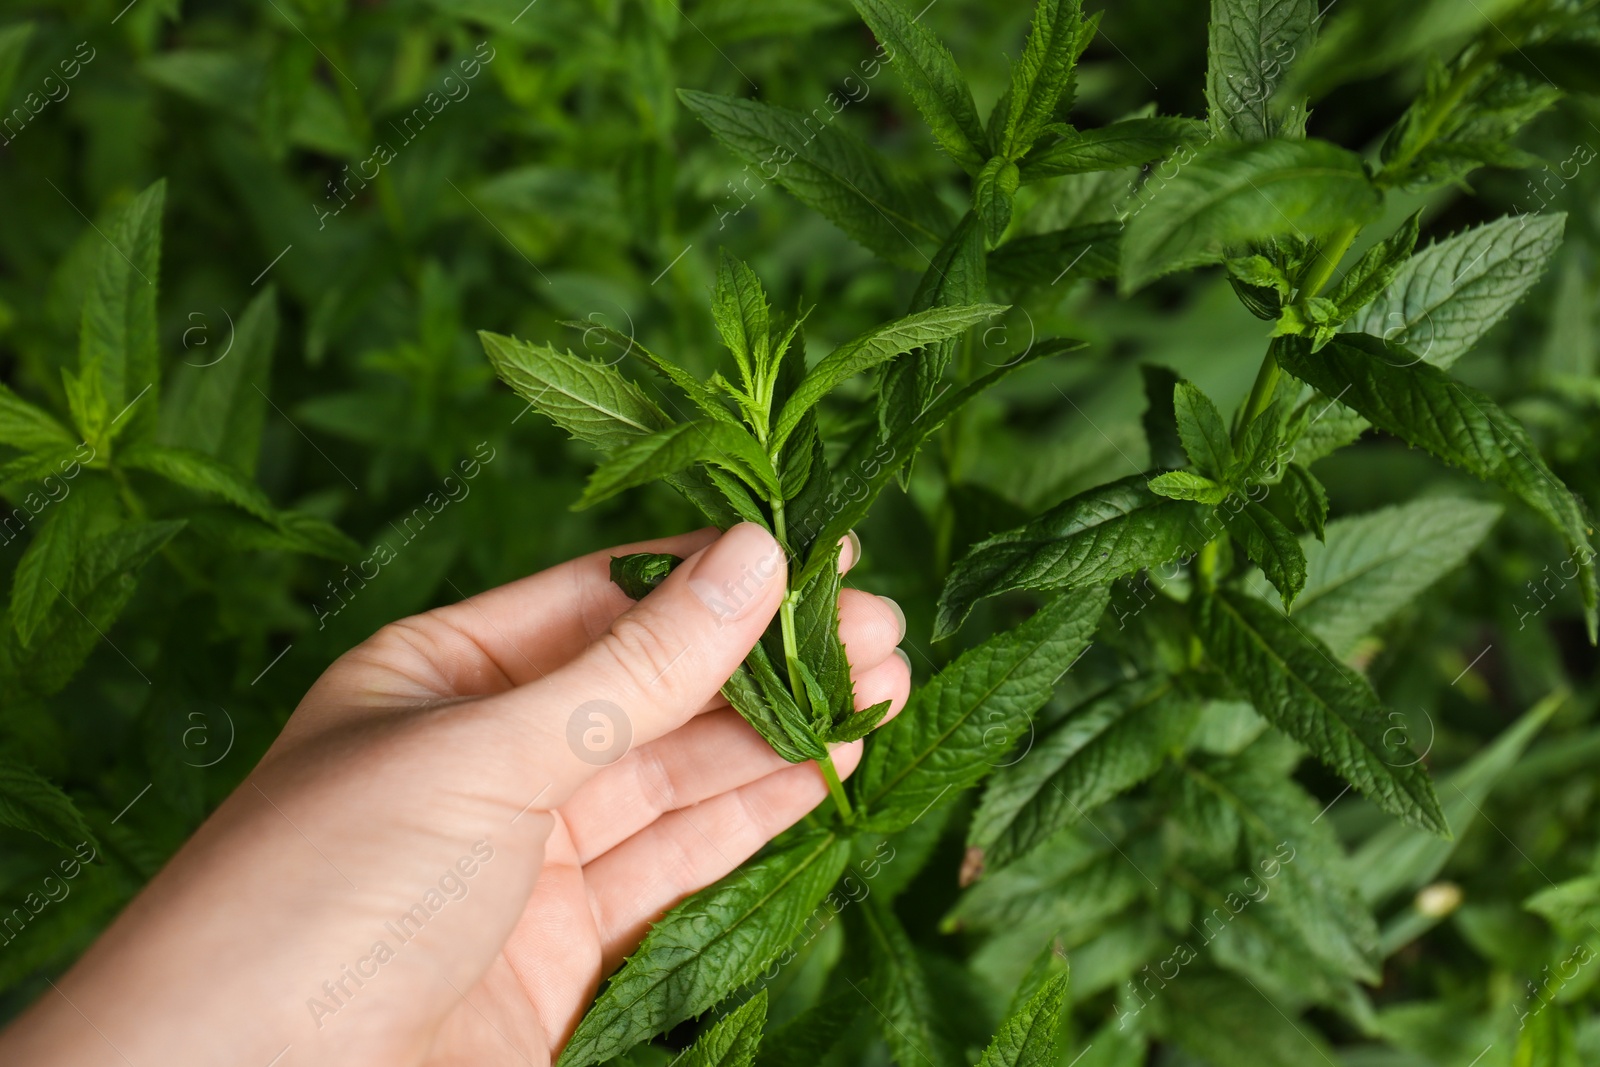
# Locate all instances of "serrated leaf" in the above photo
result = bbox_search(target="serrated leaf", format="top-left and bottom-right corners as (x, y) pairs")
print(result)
(773, 303), (1006, 449)
(992, 0), (1087, 160)
(1350, 691), (1561, 905)
(1324, 211), (1421, 322)
(1196, 588), (1447, 834)
(975, 157), (1020, 242)
(0, 757), (96, 850)
(859, 899), (962, 1067)
(713, 251), (770, 390)
(851, 0), (985, 170)
(578, 420), (777, 509)
(679, 990), (767, 1067)
(1148, 470), (1227, 504)
(856, 587), (1109, 833)
(0, 383), (77, 454)
(1174, 380), (1232, 477)
(118, 442), (276, 522)
(1280, 463), (1327, 540)
(986, 221), (1121, 289)
(1346, 213), (1566, 370)
(480, 331), (671, 451)
(78, 179), (165, 444)
(680, 89), (952, 267)
(970, 677), (1196, 870)
(1120, 139), (1380, 292)
(881, 212), (989, 441)
(6, 519), (185, 697)
(793, 337), (1085, 589)
(1205, 0), (1316, 142)
(157, 287), (278, 475)
(1277, 497), (1501, 655)
(721, 645), (827, 764)
(1224, 501), (1306, 607)
(936, 474), (1201, 640)
(610, 552), (682, 599)
(9, 488), (92, 648)
(1276, 333), (1598, 640)
(1196, 751), (1380, 982)
(1019, 117), (1204, 182)
(557, 831), (849, 1067)
(977, 971), (1070, 1067)
(559, 321), (745, 433)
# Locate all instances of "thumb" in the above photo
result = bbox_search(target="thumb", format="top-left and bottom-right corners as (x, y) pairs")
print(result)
(499, 522), (787, 796)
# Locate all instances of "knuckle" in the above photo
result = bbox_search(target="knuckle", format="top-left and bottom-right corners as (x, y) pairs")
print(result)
(599, 612), (687, 697)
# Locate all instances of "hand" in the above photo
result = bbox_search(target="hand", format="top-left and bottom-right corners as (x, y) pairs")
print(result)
(0, 523), (910, 1066)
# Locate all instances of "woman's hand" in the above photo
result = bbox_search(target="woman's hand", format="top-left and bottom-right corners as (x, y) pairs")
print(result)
(0, 523), (910, 1066)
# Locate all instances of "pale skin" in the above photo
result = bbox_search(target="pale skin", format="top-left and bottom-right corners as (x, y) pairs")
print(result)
(0, 522), (910, 1065)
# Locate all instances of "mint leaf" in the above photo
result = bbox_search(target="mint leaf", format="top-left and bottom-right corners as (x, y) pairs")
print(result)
(975, 157), (1020, 241)
(1223, 500), (1306, 608)
(1206, 0), (1316, 142)
(1278, 497), (1502, 656)
(881, 212), (988, 439)
(793, 337), (1085, 588)
(856, 587), (1109, 833)
(1346, 213), (1566, 370)
(991, 0), (1090, 160)
(753, 991), (860, 1067)
(556, 831), (849, 1067)
(680, 89), (953, 267)
(609, 552), (682, 599)
(1148, 470), (1228, 503)
(1323, 211), (1421, 323)
(119, 442), (276, 522)
(678, 990), (767, 1067)
(577, 420), (778, 509)
(1281, 463), (1328, 540)
(712, 251), (772, 390)
(970, 676), (1197, 870)
(977, 971), (1071, 1067)
(479, 331), (671, 451)
(157, 287), (278, 476)
(773, 302), (1006, 449)
(1018, 117), (1204, 181)
(936, 474), (1200, 639)
(0, 384), (78, 454)
(1196, 587), (1447, 834)
(9, 488), (91, 648)
(851, 0), (986, 171)
(1174, 379), (1231, 477)
(77, 179), (165, 444)
(860, 900), (962, 1067)
(0, 757), (96, 850)
(1120, 139), (1380, 292)
(1276, 333), (1598, 641)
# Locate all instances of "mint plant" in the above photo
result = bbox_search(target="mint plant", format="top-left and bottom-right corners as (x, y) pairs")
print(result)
(481, 0), (1600, 1062)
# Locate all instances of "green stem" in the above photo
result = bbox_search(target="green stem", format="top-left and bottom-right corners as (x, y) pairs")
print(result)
(771, 496), (856, 824)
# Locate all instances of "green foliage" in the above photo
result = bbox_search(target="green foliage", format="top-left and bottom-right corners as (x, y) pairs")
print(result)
(5, 0), (1600, 1060)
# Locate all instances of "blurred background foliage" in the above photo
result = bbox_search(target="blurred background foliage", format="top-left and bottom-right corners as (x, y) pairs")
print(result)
(1, 0), (1599, 1062)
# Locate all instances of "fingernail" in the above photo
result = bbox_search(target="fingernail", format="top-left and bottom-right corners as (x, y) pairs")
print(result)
(893, 647), (911, 673)
(687, 523), (785, 623)
(841, 529), (862, 570)
(880, 596), (906, 640)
